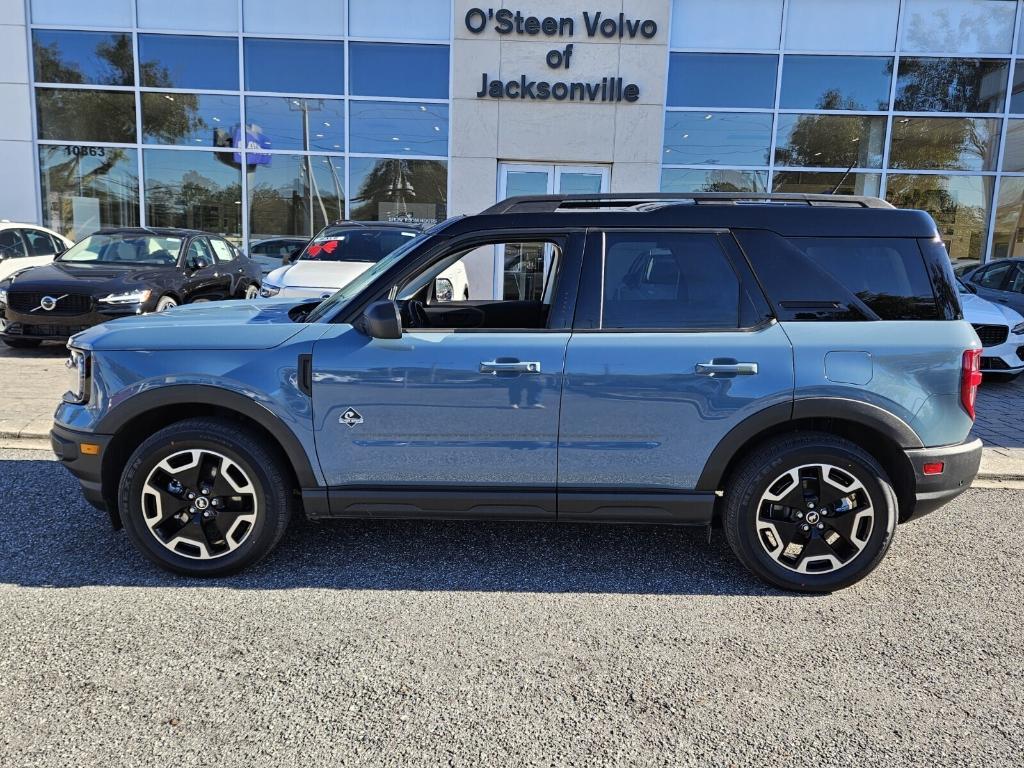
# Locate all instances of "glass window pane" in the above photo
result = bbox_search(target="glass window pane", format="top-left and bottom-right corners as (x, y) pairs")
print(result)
(601, 233), (741, 330)
(994, 177), (1024, 258)
(785, 0), (899, 52)
(780, 56), (893, 111)
(886, 174), (994, 260)
(142, 93), (240, 147)
(143, 150), (242, 240)
(660, 168), (768, 193)
(1011, 64), (1024, 113)
(350, 0), (450, 41)
(773, 171), (882, 196)
(244, 39), (344, 95)
(38, 146), (139, 239)
(248, 154), (345, 240)
(243, 0), (344, 36)
(895, 57), (1008, 112)
(663, 112), (772, 166)
(889, 116), (1001, 170)
(32, 31), (133, 86)
(504, 171), (549, 197)
(138, 0), (237, 31)
(902, 0), (1016, 55)
(670, 0), (782, 49)
(36, 88), (136, 142)
(139, 35), (239, 90)
(774, 114), (886, 168)
(349, 43), (449, 99)
(667, 54), (777, 109)
(31, 0), (131, 27)
(245, 97), (344, 152)
(349, 158), (447, 224)
(1004, 120), (1024, 171)
(349, 101), (448, 156)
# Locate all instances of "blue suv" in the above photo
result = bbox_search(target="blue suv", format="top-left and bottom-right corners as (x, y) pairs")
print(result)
(51, 193), (983, 592)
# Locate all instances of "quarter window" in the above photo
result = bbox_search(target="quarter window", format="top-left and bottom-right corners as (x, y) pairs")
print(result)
(0, 230), (28, 259)
(599, 233), (742, 330)
(209, 238), (235, 263)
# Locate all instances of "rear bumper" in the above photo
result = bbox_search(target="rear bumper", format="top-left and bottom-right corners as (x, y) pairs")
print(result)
(903, 438), (983, 519)
(50, 423), (115, 521)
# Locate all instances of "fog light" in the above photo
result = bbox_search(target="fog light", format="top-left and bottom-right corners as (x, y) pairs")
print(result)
(922, 462), (945, 476)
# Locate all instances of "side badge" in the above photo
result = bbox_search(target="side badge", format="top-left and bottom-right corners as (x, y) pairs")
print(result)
(339, 408), (364, 428)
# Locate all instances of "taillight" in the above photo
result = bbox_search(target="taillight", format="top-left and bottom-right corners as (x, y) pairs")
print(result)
(961, 349), (983, 420)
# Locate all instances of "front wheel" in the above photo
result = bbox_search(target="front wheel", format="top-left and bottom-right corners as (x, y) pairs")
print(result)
(722, 433), (897, 593)
(244, 284), (260, 300)
(155, 295), (178, 312)
(118, 418), (292, 576)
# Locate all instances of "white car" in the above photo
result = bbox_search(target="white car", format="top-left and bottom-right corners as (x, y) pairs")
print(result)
(260, 223), (469, 302)
(0, 221), (74, 281)
(959, 279), (1024, 381)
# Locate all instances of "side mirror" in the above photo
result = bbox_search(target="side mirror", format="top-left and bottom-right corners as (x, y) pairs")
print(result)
(434, 277), (454, 303)
(187, 256), (209, 271)
(287, 247), (303, 263)
(964, 282), (978, 294)
(358, 300), (402, 340)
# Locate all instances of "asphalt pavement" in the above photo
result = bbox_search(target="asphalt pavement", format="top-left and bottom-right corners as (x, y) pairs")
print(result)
(0, 447), (1021, 767)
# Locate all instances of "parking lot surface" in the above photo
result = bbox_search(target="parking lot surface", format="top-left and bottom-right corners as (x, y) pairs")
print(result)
(1, 447), (1021, 767)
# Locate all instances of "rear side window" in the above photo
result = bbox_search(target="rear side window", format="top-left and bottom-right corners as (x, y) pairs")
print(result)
(600, 232), (741, 329)
(789, 237), (939, 320)
(978, 262), (1012, 289)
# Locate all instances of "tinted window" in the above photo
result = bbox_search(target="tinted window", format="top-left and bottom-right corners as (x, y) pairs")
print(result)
(349, 158), (447, 225)
(1009, 265), (1024, 293)
(39, 146), (140, 238)
(663, 111), (772, 166)
(244, 97), (344, 152)
(299, 228), (418, 263)
(142, 92), (240, 147)
(144, 149), (242, 240)
(139, 34), (239, 90)
(32, 30), (133, 85)
(667, 53), (778, 108)
(779, 56), (893, 110)
(661, 168), (768, 193)
(210, 238), (235, 263)
(600, 233), (741, 329)
(978, 262), (1012, 288)
(774, 114), (886, 168)
(889, 117), (1001, 170)
(20, 229), (58, 256)
(895, 57), (1008, 112)
(349, 43), (449, 99)
(349, 101), (448, 156)
(791, 238), (939, 320)
(244, 39), (344, 95)
(0, 230), (28, 259)
(1012, 66), (1024, 113)
(58, 234), (182, 264)
(36, 88), (136, 143)
(186, 238), (214, 267)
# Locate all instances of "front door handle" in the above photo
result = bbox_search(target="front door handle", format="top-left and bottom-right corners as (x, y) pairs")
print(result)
(695, 361), (758, 376)
(480, 360), (541, 374)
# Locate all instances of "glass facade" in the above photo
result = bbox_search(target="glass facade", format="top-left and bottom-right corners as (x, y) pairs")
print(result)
(30, 0), (450, 244)
(664, 0), (1024, 263)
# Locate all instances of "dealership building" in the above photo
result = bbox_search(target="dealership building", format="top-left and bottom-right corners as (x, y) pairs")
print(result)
(0, 0), (1023, 267)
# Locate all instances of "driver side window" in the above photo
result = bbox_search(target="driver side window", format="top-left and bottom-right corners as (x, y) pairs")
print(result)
(397, 239), (565, 331)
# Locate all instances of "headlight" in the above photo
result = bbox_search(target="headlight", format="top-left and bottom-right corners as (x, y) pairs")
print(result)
(1013, 322), (1024, 336)
(98, 289), (152, 305)
(259, 283), (281, 298)
(63, 347), (90, 404)
(0, 288), (7, 306)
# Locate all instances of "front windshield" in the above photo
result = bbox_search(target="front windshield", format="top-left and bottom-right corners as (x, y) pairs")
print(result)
(305, 232), (428, 323)
(298, 227), (418, 264)
(57, 233), (183, 265)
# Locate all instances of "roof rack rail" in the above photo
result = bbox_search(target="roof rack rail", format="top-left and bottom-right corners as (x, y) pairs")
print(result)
(481, 192), (894, 215)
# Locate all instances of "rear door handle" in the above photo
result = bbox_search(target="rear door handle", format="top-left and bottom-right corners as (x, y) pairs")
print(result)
(480, 360), (541, 374)
(695, 362), (758, 376)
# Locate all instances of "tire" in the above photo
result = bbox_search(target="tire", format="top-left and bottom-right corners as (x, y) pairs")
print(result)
(722, 432), (897, 593)
(244, 284), (260, 300)
(2, 337), (42, 349)
(155, 295), (178, 312)
(118, 417), (293, 577)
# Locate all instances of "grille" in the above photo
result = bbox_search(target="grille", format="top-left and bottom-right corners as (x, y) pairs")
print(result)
(5, 322), (91, 338)
(7, 291), (93, 315)
(972, 323), (1009, 347)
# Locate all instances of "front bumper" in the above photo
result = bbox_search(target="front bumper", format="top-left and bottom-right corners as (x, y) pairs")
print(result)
(903, 438), (983, 519)
(51, 423), (116, 523)
(2, 305), (145, 341)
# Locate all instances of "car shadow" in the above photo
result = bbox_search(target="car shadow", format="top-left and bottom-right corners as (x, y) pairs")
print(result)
(0, 459), (789, 597)
(973, 376), (1024, 449)
(0, 342), (68, 359)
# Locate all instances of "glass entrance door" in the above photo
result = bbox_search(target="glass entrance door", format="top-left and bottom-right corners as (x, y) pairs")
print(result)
(496, 163), (609, 299)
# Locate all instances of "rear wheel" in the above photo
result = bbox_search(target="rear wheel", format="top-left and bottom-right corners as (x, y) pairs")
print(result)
(722, 433), (897, 593)
(1, 337), (42, 348)
(119, 418), (292, 576)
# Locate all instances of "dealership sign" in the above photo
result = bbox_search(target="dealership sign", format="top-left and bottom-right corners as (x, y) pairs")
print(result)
(466, 8), (655, 103)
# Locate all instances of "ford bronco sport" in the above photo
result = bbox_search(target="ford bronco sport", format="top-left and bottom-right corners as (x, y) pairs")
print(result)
(51, 193), (983, 592)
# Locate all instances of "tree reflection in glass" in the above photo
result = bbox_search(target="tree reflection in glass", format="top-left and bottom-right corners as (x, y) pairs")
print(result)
(349, 159), (447, 225)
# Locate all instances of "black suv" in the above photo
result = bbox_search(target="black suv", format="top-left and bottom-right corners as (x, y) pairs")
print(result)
(0, 227), (262, 347)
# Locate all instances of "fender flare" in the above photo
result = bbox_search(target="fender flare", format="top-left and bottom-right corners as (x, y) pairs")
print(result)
(695, 397), (923, 491)
(96, 384), (319, 488)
